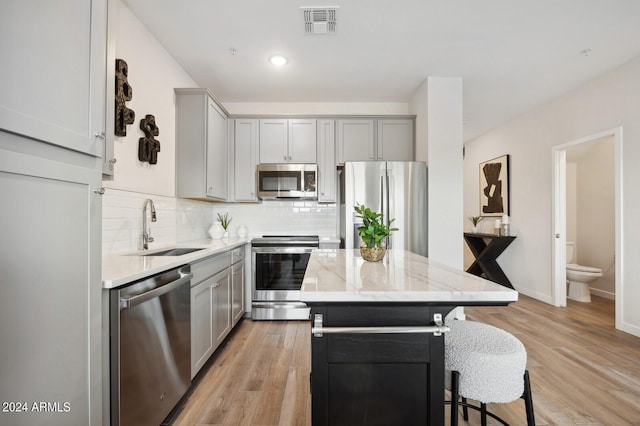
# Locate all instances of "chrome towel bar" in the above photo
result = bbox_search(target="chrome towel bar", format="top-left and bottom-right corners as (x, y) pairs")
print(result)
(312, 313), (449, 337)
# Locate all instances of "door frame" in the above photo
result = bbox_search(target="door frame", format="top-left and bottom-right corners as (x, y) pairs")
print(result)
(551, 127), (622, 329)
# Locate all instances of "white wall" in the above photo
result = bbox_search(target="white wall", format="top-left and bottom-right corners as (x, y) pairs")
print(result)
(566, 162), (577, 244)
(103, 0), (198, 197)
(101, 1), (342, 252)
(463, 55), (640, 336)
(410, 77), (464, 321)
(410, 81), (429, 163)
(575, 138), (615, 296)
(425, 77), (464, 269)
(225, 102), (409, 116)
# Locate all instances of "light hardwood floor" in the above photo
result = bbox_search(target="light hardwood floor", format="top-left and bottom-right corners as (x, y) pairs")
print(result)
(170, 295), (640, 425)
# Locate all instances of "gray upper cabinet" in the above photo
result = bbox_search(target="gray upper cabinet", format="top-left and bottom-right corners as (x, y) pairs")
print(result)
(102, 0), (118, 178)
(337, 118), (414, 164)
(288, 119), (317, 163)
(206, 98), (228, 199)
(0, 0), (106, 158)
(377, 119), (414, 161)
(175, 88), (228, 201)
(259, 119), (287, 163)
(234, 119), (259, 201)
(317, 120), (337, 203)
(259, 119), (317, 163)
(337, 119), (375, 162)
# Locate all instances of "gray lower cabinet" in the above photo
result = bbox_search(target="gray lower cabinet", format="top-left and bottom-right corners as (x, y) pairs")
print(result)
(0, 141), (103, 426)
(190, 251), (231, 377)
(191, 276), (215, 378)
(213, 269), (232, 348)
(231, 246), (246, 325)
(190, 245), (246, 378)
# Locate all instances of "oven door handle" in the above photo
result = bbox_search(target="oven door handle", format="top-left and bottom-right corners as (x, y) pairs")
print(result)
(119, 271), (193, 309)
(252, 247), (317, 253)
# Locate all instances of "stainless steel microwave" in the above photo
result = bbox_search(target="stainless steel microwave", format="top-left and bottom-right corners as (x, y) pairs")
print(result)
(257, 164), (317, 200)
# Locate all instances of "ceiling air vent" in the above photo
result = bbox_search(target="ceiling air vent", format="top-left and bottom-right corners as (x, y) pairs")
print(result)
(301, 7), (338, 34)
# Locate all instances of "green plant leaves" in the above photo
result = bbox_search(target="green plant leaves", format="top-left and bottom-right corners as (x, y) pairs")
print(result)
(217, 212), (232, 230)
(354, 203), (398, 248)
(468, 215), (483, 226)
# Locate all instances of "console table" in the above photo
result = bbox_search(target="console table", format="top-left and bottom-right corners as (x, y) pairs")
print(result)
(300, 249), (518, 425)
(464, 233), (516, 289)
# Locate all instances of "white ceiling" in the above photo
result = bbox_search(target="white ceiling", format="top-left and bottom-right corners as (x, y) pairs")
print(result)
(122, 0), (640, 142)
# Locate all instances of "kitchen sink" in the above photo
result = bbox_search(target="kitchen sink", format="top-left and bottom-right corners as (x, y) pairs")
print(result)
(141, 247), (205, 256)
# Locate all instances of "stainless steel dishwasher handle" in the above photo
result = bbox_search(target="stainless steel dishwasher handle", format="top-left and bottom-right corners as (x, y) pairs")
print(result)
(311, 313), (449, 337)
(119, 271), (193, 309)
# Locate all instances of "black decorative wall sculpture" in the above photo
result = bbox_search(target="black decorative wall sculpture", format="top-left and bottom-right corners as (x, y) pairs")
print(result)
(115, 59), (135, 136)
(139, 115), (161, 164)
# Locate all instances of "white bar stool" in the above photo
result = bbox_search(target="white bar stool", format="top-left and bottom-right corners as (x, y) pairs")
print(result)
(444, 320), (535, 426)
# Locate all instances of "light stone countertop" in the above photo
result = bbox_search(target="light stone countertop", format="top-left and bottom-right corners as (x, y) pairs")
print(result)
(300, 249), (518, 304)
(102, 237), (250, 289)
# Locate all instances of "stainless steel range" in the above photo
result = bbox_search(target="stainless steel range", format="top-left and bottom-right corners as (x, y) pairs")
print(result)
(251, 235), (319, 320)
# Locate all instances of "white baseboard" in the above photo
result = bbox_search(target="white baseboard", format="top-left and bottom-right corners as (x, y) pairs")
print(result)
(590, 288), (615, 300)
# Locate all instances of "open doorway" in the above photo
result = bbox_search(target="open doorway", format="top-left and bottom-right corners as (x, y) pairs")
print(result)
(551, 127), (622, 329)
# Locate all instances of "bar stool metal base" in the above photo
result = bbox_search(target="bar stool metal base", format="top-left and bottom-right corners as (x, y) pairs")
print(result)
(446, 370), (535, 426)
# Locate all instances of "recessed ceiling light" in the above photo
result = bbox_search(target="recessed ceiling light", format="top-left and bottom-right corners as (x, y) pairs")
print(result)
(269, 55), (288, 66)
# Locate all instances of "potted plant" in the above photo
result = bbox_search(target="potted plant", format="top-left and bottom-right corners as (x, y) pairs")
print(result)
(354, 203), (398, 262)
(469, 215), (483, 234)
(217, 212), (232, 237)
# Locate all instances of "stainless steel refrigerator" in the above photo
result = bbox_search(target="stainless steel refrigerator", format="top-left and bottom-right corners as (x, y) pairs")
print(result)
(340, 161), (428, 256)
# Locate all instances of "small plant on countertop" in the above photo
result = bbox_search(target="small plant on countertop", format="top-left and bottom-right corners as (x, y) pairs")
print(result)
(217, 212), (232, 230)
(469, 215), (483, 226)
(354, 203), (398, 248)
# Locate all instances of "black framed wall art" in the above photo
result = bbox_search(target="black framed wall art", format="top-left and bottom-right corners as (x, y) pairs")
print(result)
(479, 154), (510, 217)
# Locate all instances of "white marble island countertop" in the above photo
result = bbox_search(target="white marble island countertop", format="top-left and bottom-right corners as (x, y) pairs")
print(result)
(300, 249), (518, 304)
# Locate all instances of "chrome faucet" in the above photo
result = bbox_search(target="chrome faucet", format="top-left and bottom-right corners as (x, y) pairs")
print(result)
(142, 199), (157, 250)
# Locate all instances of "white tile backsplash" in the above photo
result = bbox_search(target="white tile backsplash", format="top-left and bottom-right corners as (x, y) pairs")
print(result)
(102, 189), (338, 255)
(211, 200), (337, 238)
(102, 189), (186, 254)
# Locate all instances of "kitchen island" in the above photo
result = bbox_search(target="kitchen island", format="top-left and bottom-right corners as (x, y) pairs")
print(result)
(300, 249), (518, 426)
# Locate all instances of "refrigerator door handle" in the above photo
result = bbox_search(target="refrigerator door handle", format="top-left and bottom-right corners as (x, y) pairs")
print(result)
(379, 175), (386, 215)
(381, 170), (391, 249)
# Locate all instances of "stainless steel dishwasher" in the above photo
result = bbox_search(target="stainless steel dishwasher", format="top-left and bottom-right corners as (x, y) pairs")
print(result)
(110, 265), (192, 426)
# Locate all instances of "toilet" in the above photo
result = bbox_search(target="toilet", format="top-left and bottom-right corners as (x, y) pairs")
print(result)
(566, 242), (602, 302)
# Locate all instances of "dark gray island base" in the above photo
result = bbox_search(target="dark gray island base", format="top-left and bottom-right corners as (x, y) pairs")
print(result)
(300, 250), (519, 426)
(308, 303), (456, 425)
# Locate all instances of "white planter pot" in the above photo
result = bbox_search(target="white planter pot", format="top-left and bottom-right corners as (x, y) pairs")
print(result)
(208, 222), (225, 239)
